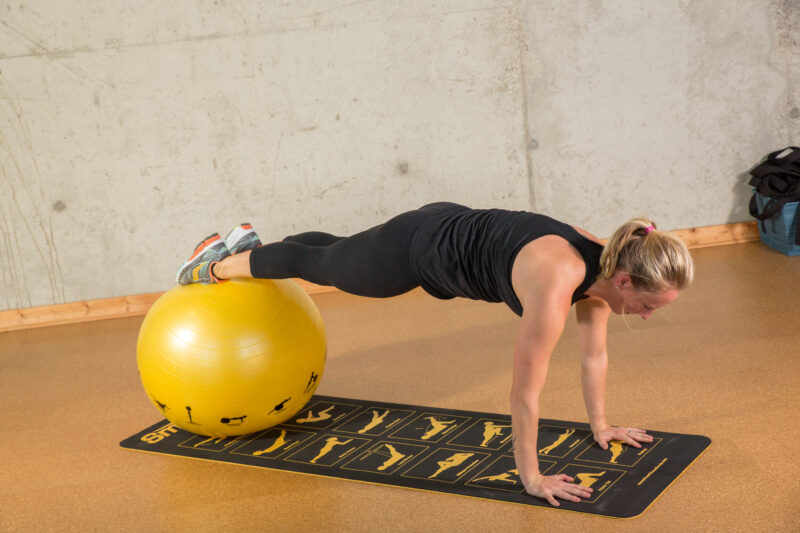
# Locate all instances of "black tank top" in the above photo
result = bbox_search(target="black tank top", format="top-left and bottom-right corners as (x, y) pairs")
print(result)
(409, 203), (604, 316)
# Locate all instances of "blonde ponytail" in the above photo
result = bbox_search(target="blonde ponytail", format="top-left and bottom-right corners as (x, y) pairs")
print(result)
(599, 218), (694, 292)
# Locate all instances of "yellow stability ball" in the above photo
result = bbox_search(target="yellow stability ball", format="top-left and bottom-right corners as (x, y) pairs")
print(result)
(137, 278), (326, 438)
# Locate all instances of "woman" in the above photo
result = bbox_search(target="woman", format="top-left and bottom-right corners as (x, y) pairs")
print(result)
(176, 201), (693, 507)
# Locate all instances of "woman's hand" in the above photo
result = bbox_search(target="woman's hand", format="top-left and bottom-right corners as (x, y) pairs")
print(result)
(524, 473), (593, 507)
(592, 423), (654, 450)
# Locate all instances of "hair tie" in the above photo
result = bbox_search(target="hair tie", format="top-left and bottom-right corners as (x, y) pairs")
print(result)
(644, 225), (655, 235)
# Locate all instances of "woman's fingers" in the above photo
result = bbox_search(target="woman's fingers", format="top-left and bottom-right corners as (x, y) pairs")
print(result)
(623, 434), (642, 448)
(551, 479), (593, 505)
(566, 486), (592, 499)
(534, 475), (596, 507)
(614, 427), (654, 448)
(554, 488), (590, 504)
(558, 490), (582, 503)
(575, 484), (593, 495)
(592, 426), (655, 456)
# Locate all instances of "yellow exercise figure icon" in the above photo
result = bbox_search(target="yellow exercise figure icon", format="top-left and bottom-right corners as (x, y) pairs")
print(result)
(421, 417), (455, 440)
(576, 471), (606, 488)
(608, 440), (625, 464)
(253, 429), (287, 456)
(195, 436), (226, 448)
(538, 428), (575, 455)
(296, 405), (335, 424)
(359, 410), (390, 434)
(473, 468), (519, 484)
(310, 437), (352, 464)
(377, 444), (407, 471)
(481, 421), (512, 447)
(430, 452), (474, 479)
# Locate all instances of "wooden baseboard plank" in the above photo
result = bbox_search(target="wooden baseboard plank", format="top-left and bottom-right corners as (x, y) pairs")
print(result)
(0, 221), (762, 333)
(672, 221), (760, 249)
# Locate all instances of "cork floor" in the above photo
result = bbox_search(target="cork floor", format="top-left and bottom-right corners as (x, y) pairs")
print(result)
(1, 241), (799, 532)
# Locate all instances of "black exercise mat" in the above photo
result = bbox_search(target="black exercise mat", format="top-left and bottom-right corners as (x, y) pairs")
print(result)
(120, 395), (710, 518)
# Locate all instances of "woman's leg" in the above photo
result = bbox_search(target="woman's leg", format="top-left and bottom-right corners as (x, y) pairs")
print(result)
(221, 209), (429, 298)
(214, 231), (346, 280)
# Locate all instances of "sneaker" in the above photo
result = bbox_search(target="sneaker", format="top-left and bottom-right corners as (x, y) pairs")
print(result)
(176, 233), (231, 286)
(224, 223), (262, 255)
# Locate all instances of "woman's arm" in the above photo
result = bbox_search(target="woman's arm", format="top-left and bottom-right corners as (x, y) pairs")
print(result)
(575, 296), (654, 450)
(575, 297), (611, 431)
(511, 280), (593, 506)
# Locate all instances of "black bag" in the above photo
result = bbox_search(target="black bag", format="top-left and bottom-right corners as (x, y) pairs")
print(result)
(748, 146), (800, 245)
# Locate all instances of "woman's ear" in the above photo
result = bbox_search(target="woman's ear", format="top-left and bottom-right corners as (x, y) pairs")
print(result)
(613, 271), (633, 289)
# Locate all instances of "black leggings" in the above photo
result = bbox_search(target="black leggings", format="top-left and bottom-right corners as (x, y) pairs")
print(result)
(249, 206), (436, 298)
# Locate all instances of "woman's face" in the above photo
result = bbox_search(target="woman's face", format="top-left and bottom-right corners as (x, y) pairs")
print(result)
(611, 272), (680, 319)
(618, 287), (680, 320)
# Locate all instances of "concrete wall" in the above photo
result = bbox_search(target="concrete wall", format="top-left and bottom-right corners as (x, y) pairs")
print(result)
(1, 0), (797, 311)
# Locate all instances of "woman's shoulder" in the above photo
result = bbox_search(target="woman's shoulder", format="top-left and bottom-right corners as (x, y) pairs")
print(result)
(511, 236), (588, 309)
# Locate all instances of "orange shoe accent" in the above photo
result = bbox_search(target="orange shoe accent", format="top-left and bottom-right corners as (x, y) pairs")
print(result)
(241, 224), (253, 230)
(187, 233), (221, 262)
(203, 234), (221, 246)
